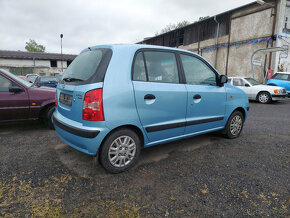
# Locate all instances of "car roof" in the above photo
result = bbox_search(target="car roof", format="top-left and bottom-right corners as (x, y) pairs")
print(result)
(80, 44), (199, 56)
(276, 72), (290, 74)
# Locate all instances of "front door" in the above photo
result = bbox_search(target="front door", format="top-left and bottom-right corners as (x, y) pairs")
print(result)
(132, 51), (187, 142)
(179, 54), (226, 135)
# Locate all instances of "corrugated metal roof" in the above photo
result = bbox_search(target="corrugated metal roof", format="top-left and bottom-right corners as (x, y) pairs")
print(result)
(0, 50), (77, 61)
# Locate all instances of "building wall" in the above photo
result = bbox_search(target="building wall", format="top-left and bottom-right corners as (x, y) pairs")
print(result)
(177, 4), (277, 83)
(0, 58), (68, 76)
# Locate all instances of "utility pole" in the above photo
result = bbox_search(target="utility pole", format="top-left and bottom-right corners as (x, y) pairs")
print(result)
(60, 34), (63, 72)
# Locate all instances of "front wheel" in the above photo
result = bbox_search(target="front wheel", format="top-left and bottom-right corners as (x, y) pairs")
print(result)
(100, 129), (141, 173)
(257, 91), (271, 104)
(46, 105), (55, 129)
(224, 111), (244, 139)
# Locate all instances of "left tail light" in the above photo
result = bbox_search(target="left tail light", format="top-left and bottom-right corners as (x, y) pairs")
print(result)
(83, 89), (104, 121)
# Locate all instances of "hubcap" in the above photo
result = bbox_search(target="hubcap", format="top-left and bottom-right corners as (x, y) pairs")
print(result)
(230, 115), (242, 136)
(108, 136), (136, 168)
(259, 93), (269, 103)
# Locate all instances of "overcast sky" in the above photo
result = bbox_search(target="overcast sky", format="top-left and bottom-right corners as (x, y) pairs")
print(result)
(0, 0), (254, 54)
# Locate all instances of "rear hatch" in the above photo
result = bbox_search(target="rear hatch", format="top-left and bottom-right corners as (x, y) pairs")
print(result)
(57, 48), (112, 123)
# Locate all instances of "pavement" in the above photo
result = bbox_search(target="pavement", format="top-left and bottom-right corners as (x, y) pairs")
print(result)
(0, 100), (289, 217)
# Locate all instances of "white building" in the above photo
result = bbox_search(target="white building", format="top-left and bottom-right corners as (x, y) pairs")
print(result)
(0, 50), (77, 76)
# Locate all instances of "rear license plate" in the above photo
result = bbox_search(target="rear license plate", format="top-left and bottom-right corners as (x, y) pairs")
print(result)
(59, 93), (72, 106)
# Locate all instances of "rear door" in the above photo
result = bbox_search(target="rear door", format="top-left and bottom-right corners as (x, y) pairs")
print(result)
(132, 50), (187, 142)
(179, 54), (226, 134)
(0, 73), (29, 121)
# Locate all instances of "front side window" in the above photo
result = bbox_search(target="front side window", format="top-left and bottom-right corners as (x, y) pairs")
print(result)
(0, 75), (12, 92)
(144, 51), (179, 83)
(180, 54), (216, 86)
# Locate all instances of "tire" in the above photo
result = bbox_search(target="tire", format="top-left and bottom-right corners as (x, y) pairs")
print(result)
(100, 129), (141, 173)
(46, 105), (55, 129)
(257, 91), (271, 104)
(224, 111), (244, 139)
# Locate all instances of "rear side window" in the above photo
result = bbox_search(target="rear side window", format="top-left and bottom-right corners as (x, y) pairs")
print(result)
(145, 52), (179, 83)
(133, 52), (147, 81)
(132, 50), (179, 84)
(62, 48), (112, 84)
(40, 77), (57, 82)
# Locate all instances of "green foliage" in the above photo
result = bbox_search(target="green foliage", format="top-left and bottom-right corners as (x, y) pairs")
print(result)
(199, 16), (210, 21)
(155, 20), (190, 36)
(25, 39), (45, 53)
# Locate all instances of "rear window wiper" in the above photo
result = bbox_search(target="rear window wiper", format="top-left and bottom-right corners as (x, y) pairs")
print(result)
(62, 77), (84, 82)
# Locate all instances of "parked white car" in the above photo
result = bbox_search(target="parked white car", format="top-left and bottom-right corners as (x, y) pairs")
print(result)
(228, 77), (287, 104)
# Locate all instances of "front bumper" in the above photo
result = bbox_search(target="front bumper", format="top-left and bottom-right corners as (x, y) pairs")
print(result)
(271, 94), (287, 100)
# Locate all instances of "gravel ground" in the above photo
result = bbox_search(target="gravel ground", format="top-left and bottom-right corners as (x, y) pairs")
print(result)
(0, 100), (289, 217)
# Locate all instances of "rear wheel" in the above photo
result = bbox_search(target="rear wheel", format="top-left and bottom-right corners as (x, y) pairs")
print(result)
(100, 129), (141, 173)
(224, 111), (244, 139)
(257, 91), (271, 104)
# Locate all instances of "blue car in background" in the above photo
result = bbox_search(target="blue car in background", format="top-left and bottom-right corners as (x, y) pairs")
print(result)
(53, 44), (249, 173)
(34, 75), (60, 88)
(266, 72), (290, 97)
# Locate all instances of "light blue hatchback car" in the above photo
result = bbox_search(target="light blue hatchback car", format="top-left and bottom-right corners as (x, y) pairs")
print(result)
(53, 44), (249, 173)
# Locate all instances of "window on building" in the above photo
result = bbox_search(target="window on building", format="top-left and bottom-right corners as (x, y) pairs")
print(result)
(50, 60), (57, 67)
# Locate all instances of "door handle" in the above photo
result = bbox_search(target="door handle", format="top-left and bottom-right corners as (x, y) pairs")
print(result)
(193, 94), (201, 99)
(144, 94), (156, 100)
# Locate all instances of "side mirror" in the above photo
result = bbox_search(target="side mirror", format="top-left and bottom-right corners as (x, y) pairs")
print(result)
(245, 83), (250, 87)
(9, 86), (23, 93)
(218, 75), (228, 86)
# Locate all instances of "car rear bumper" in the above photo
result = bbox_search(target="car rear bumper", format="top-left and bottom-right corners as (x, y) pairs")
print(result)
(53, 112), (110, 155)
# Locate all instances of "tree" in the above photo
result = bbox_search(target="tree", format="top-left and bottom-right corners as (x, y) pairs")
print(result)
(155, 20), (190, 36)
(25, 39), (45, 53)
(199, 16), (210, 21)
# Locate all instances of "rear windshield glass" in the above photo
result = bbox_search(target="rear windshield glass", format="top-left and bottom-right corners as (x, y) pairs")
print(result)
(62, 48), (112, 84)
(40, 77), (57, 82)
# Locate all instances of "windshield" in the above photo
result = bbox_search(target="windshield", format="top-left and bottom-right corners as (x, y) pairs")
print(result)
(245, 78), (260, 86)
(1, 69), (32, 87)
(62, 49), (103, 82)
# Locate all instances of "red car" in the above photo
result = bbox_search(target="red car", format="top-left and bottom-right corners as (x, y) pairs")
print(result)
(0, 69), (55, 128)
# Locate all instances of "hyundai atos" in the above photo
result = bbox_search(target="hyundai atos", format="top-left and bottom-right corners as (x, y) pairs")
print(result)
(53, 44), (249, 173)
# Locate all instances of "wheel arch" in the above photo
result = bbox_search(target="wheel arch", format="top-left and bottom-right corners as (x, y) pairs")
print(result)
(98, 124), (145, 157)
(232, 107), (246, 120)
(39, 103), (55, 119)
(256, 90), (271, 101)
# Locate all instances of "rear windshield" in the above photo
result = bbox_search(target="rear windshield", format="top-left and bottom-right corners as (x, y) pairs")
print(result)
(40, 77), (57, 82)
(62, 48), (112, 84)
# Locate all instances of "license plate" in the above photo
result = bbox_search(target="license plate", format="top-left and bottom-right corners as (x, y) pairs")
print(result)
(59, 93), (72, 106)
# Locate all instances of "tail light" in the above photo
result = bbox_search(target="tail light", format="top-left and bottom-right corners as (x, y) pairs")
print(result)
(55, 92), (58, 107)
(83, 89), (104, 121)
(36, 83), (40, 87)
